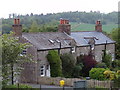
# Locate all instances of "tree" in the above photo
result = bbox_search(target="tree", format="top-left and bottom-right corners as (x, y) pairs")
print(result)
(29, 21), (39, 32)
(2, 32), (32, 86)
(82, 55), (97, 76)
(60, 53), (76, 77)
(111, 28), (120, 59)
(47, 50), (62, 77)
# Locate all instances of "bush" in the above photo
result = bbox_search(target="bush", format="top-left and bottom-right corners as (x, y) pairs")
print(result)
(112, 60), (120, 69)
(103, 70), (115, 80)
(47, 50), (62, 77)
(102, 53), (112, 68)
(89, 68), (108, 80)
(113, 70), (120, 88)
(82, 55), (97, 76)
(60, 53), (75, 77)
(72, 64), (83, 78)
(95, 62), (107, 68)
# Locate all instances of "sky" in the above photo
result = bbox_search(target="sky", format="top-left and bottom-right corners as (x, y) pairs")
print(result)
(0, 0), (119, 18)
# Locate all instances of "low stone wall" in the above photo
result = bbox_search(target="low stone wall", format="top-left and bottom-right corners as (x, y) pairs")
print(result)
(20, 76), (113, 88)
(37, 77), (82, 86)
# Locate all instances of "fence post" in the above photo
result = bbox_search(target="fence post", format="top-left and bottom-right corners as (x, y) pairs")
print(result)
(40, 84), (41, 90)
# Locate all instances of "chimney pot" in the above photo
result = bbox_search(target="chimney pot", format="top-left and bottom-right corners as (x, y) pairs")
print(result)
(17, 19), (20, 24)
(14, 19), (17, 24)
(95, 20), (102, 32)
(58, 19), (71, 35)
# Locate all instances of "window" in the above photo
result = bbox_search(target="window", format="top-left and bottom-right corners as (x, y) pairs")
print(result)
(91, 44), (95, 50)
(20, 49), (27, 56)
(22, 49), (27, 54)
(111, 54), (115, 61)
(46, 65), (50, 77)
(71, 47), (76, 53)
(46, 65), (49, 70)
(40, 65), (45, 77)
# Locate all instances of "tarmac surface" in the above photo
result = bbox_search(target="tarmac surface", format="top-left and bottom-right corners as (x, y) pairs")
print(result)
(24, 83), (74, 90)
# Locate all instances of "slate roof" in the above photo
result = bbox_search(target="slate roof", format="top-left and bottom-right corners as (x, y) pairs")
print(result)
(71, 31), (115, 46)
(22, 31), (115, 50)
(22, 32), (73, 50)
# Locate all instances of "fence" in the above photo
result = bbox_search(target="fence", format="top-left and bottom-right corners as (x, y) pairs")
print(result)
(87, 80), (113, 88)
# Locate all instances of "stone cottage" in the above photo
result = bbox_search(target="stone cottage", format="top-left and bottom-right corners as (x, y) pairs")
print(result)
(12, 18), (115, 83)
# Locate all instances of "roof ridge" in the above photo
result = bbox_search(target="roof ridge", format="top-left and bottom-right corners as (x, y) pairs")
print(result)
(72, 31), (96, 32)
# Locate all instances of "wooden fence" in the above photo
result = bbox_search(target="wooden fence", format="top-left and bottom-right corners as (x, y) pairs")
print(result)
(87, 80), (113, 88)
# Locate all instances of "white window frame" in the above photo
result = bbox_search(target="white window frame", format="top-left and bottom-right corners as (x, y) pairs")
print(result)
(20, 49), (27, 56)
(40, 65), (45, 77)
(71, 47), (76, 53)
(111, 54), (115, 61)
(91, 44), (95, 50)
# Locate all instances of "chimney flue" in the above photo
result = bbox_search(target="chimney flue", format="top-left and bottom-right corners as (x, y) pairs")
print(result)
(14, 19), (17, 24)
(17, 19), (20, 24)
(58, 19), (71, 35)
(12, 18), (22, 36)
(95, 20), (102, 32)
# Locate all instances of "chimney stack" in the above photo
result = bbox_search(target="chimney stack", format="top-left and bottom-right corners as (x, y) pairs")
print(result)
(12, 18), (22, 36)
(58, 18), (71, 35)
(95, 20), (102, 32)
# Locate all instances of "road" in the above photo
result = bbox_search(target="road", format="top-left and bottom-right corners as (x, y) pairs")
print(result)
(24, 83), (74, 90)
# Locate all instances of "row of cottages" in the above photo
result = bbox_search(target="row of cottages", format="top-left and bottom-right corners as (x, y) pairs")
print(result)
(12, 19), (115, 83)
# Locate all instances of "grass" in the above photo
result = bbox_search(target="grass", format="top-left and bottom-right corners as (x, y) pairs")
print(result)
(71, 22), (118, 33)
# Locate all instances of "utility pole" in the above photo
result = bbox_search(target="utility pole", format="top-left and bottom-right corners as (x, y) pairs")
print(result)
(104, 40), (107, 57)
(58, 42), (61, 55)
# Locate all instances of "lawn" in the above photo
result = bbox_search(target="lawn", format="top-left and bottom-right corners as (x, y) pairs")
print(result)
(71, 22), (118, 33)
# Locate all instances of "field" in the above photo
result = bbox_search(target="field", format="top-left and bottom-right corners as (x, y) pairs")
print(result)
(71, 22), (118, 33)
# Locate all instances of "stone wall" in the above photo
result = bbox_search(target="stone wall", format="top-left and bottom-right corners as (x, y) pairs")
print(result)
(75, 43), (115, 62)
(37, 77), (82, 86)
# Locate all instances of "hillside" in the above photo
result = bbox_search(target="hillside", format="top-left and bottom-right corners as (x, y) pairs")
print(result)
(71, 22), (118, 33)
(2, 11), (118, 34)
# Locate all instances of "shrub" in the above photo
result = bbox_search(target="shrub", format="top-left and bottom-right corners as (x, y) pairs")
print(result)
(112, 70), (120, 87)
(72, 64), (83, 78)
(102, 53), (112, 68)
(89, 68), (108, 80)
(95, 62), (107, 68)
(60, 53), (75, 77)
(82, 55), (97, 76)
(103, 70), (115, 80)
(47, 50), (62, 77)
(112, 60), (120, 69)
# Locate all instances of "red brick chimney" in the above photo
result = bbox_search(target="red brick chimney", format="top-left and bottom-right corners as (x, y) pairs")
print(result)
(12, 18), (22, 36)
(58, 18), (71, 35)
(95, 20), (102, 32)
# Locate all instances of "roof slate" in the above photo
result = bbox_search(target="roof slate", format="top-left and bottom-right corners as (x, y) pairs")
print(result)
(22, 32), (73, 50)
(71, 31), (115, 46)
(22, 31), (115, 50)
